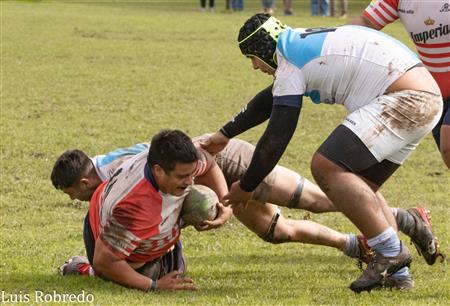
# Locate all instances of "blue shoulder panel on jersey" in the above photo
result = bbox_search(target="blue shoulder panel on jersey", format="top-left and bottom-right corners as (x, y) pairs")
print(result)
(276, 28), (327, 69)
(96, 143), (149, 167)
(343, 25), (419, 60)
(273, 95), (303, 108)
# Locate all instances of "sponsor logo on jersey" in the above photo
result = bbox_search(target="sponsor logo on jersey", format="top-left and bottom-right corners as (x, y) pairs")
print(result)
(424, 17), (435, 26)
(410, 22), (450, 43)
(345, 118), (356, 126)
(398, 8), (414, 14)
(440, 3), (450, 13)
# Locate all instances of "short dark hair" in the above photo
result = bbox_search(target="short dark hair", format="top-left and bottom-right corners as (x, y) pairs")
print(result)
(148, 130), (199, 173)
(51, 149), (91, 189)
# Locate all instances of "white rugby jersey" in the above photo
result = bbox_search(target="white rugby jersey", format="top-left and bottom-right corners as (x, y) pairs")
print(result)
(273, 25), (421, 112)
(362, 0), (450, 98)
(90, 143), (149, 181)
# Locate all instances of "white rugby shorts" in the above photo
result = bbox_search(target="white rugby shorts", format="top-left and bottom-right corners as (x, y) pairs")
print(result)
(342, 90), (443, 164)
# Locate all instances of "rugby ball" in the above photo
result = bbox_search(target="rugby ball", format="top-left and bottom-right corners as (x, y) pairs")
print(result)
(181, 185), (219, 226)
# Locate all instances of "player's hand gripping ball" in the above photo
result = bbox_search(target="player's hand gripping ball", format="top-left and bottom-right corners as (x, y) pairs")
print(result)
(181, 185), (219, 226)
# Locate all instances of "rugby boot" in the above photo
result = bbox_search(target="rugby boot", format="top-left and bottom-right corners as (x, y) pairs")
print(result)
(384, 274), (414, 290)
(406, 207), (444, 265)
(59, 255), (93, 276)
(350, 242), (412, 293)
(356, 234), (374, 267)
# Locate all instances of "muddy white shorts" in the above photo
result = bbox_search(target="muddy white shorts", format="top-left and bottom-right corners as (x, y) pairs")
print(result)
(342, 90), (443, 164)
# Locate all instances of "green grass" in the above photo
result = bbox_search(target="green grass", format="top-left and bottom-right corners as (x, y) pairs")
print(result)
(1, 1), (449, 305)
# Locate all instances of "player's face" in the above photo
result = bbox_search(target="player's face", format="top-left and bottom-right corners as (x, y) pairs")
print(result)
(62, 180), (95, 202)
(157, 162), (197, 196)
(250, 57), (275, 76)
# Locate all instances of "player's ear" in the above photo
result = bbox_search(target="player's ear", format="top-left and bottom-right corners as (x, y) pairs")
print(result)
(151, 164), (165, 178)
(79, 178), (91, 188)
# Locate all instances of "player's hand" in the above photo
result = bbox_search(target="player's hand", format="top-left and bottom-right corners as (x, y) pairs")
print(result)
(156, 271), (198, 291)
(199, 131), (229, 155)
(195, 203), (232, 231)
(223, 181), (252, 207)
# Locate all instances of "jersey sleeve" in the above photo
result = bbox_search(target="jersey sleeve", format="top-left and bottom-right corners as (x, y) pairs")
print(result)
(192, 147), (213, 177)
(362, 0), (399, 29)
(272, 52), (305, 107)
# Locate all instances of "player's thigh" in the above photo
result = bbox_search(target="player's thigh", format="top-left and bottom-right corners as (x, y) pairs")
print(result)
(217, 139), (303, 205)
(317, 124), (402, 187)
(318, 91), (442, 185)
(258, 165), (303, 207)
(232, 200), (279, 237)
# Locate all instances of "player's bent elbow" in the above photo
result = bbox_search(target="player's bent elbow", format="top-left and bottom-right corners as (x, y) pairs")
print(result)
(92, 254), (111, 278)
(92, 259), (105, 276)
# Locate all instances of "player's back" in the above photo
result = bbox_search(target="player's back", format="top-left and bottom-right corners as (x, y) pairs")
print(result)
(92, 143), (149, 181)
(275, 25), (421, 111)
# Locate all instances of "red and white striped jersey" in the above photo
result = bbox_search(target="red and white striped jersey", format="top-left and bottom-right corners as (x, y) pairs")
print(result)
(89, 149), (210, 263)
(363, 0), (450, 99)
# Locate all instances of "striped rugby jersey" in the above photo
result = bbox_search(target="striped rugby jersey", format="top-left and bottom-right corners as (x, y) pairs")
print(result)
(89, 148), (210, 263)
(362, 0), (450, 99)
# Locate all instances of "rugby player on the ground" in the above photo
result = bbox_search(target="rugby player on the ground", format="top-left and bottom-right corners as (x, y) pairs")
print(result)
(52, 133), (440, 291)
(52, 129), (232, 291)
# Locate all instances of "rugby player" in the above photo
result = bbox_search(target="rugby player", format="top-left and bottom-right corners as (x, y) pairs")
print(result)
(201, 14), (443, 292)
(52, 130), (230, 291)
(351, 0), (450, 170)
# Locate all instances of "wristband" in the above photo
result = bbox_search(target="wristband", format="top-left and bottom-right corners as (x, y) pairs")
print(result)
(148, 279), (157, 292)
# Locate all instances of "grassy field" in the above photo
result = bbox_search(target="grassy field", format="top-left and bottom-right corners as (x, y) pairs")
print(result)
(1, 1), (449, 305)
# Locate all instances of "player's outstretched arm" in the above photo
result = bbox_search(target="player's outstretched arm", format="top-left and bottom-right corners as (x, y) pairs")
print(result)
(201, 85), (274, 156)
(93, 239), (197, 291)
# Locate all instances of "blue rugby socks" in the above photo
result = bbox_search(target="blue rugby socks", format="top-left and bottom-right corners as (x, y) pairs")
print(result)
(368, 227), (400, 257)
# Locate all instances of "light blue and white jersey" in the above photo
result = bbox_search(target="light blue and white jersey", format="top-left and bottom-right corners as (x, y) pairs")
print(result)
(273, 25), (421, 112)
(91, 143), (149, 181)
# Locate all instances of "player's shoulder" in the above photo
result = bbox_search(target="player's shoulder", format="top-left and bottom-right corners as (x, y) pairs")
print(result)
(101, 151), (149, 203)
